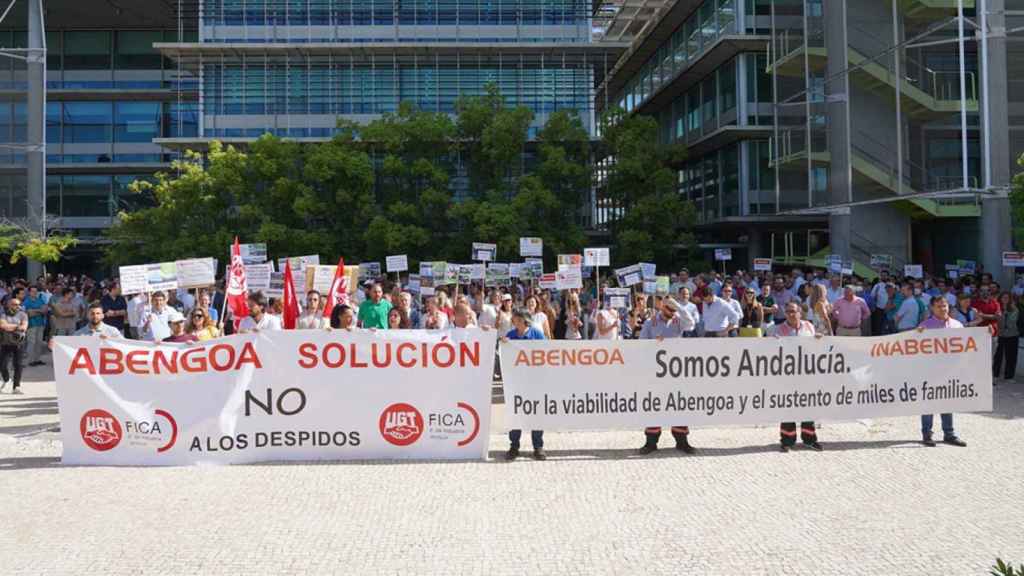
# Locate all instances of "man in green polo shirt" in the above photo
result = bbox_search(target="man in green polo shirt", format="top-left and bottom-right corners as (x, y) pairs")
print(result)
(358, 283), (392, 329)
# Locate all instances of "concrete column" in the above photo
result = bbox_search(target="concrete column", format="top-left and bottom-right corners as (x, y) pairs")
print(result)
(980, 0), (1013, 285)
(26, 0), (45, 281)
(824, 0), (852, 262)
(746, 226), (762, 270)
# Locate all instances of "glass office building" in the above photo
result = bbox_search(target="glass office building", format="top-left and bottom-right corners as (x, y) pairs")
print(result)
(0, 0), (625, 272)
(596, 0), (1018, 280)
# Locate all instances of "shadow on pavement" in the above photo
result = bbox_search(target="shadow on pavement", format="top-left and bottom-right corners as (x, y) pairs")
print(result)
(0, 456), (62, 471)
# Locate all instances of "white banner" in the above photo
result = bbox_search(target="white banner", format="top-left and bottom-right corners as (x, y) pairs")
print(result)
(53, 330), (496, 466)
(500, 329), (992, 430)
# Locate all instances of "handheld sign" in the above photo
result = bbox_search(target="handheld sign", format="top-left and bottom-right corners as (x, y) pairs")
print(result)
(753, 258), (772, 272)
(714, 248), (732, 261)
(519, 237), (543, 257)
(555, 266), (583, 291)
(237, 243), (267, 264)
(472, 242), (497, 262)
(175, 258), (216, 289)
(584, 247), (610, 267)
(904, 264), (924, 279)
(870, 254), (892, 270)
(1003, 251), (1024, 268)
(386, 255), (409, 273)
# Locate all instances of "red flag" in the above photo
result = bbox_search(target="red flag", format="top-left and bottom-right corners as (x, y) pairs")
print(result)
(226, 237), (250, 324)
(322, 257), (349, 318)
(282, 260), (299, 329)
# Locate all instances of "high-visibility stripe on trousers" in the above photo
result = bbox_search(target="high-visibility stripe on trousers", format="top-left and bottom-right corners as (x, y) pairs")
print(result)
(780, 421), (817, 446)
(645, 426), (689, 437)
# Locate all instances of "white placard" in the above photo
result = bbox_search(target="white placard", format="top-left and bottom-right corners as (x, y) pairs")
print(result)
(277, 255), (320, 274)
(175, 258), (216, 289)
(238, 243), (267, 265)
(243, 264), (273, 291)
(555, 266), (583, 291)
(519, 237), (543, 257)
(472, 242), (497, 262)
(639, 262), (656, 280)
(119, 263), (179, 295)
(753, 258), (772, 272)
(1003, 251), (1024, 268)
(584, 247), (610, 267)
(386, 255), (409, 273)
(714, 248), (732, 261)
(904, 264), (923, 279)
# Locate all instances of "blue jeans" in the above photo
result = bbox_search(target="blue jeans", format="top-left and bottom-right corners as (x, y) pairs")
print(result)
(509, 430), (543, 450)
(920, 413), (955, 439)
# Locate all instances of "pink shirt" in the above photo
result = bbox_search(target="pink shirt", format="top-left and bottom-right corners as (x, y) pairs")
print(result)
(918, 316), (964, 330)
(832, 296), (870, 328)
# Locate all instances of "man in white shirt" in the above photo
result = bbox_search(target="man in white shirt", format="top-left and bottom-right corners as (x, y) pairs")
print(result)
(238, 291), (283, 332)
(677, 287), (700, 337)
(895, 283), (922, 331)
(127, 292), (149, 340)
(701, 290), (741, 337)
(594, 305), (620, 340)
(297, 290), (328, 330)
(141, 291), (173, 342)
(670, 269), (697, 296)
(826, 275), (844, 305)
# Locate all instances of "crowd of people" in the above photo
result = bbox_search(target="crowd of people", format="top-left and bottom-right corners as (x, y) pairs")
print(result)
(1, 263), (1016, 460)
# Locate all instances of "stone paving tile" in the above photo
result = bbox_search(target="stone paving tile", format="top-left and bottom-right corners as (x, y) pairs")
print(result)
(1, 364), (1022, 576)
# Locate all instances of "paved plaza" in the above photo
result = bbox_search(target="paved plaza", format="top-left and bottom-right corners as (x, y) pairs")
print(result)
(1, 357), (1023, 576)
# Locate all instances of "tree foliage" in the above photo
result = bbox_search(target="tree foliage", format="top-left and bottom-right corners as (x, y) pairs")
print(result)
(598, 108), (696, 268)
(105, 93), (697, 272)
(1010, 153), (1024, 247)
(0, 224), (77, 264)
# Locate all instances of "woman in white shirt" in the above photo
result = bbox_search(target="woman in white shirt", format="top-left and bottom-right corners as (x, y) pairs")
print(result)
(496, 294), (514, 334)
(525, 294), (552, 339)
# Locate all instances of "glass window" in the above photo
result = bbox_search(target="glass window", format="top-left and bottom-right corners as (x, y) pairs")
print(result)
(46, 175), (60, 220)
(717, 0), (735, 34)
(64, 31), (111, 70)
(722, 144), (739, 216)
(116, 31), (163, 69)
(46, 102), (60, 144)
(46, 31), (61, 70)
(61, 175), (111, 217)
(701, 76), (716, 134)
(63, 102), (112, 144)
(115, 102), (161, 142)
(719, 59), (737, 123)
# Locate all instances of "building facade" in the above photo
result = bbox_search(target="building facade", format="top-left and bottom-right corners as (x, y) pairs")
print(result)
(596, 0), (1019, 281)
(0, 0), (627, 274)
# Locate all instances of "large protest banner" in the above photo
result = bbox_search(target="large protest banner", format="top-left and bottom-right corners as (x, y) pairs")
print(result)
(500, 329), (992, 429)
(53, 330), (495, 466)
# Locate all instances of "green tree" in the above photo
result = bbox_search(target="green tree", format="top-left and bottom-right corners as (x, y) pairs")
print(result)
(598, 108), (696, 269)
(0, 223), (77, 265)
(456, 83), (534, 199)
(105, 132), (375, 266)
(1010, 153), (1024, 247)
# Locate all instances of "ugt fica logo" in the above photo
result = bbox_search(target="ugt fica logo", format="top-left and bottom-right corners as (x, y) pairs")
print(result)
(378, 402), (482, 447)
(379, 403), (424, 446)
(80, 409), (122, 451)
(79, 408), (178, 453)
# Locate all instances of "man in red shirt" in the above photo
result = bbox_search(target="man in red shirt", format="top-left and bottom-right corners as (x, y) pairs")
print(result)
(971, 286), (1002, 335)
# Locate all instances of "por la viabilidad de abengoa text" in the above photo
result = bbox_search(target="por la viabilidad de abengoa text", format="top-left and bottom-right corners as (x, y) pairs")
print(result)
(511, 379), (978, 417)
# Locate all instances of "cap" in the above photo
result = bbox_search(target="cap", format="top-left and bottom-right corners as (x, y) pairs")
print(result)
(167, 309), (186, 323)
(501, 293), (513, 301)
(662, 297), (681, 312)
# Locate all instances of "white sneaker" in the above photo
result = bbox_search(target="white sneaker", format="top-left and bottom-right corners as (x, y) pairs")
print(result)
(0, 379), (8, 392)
(11, 387), (23, 395)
